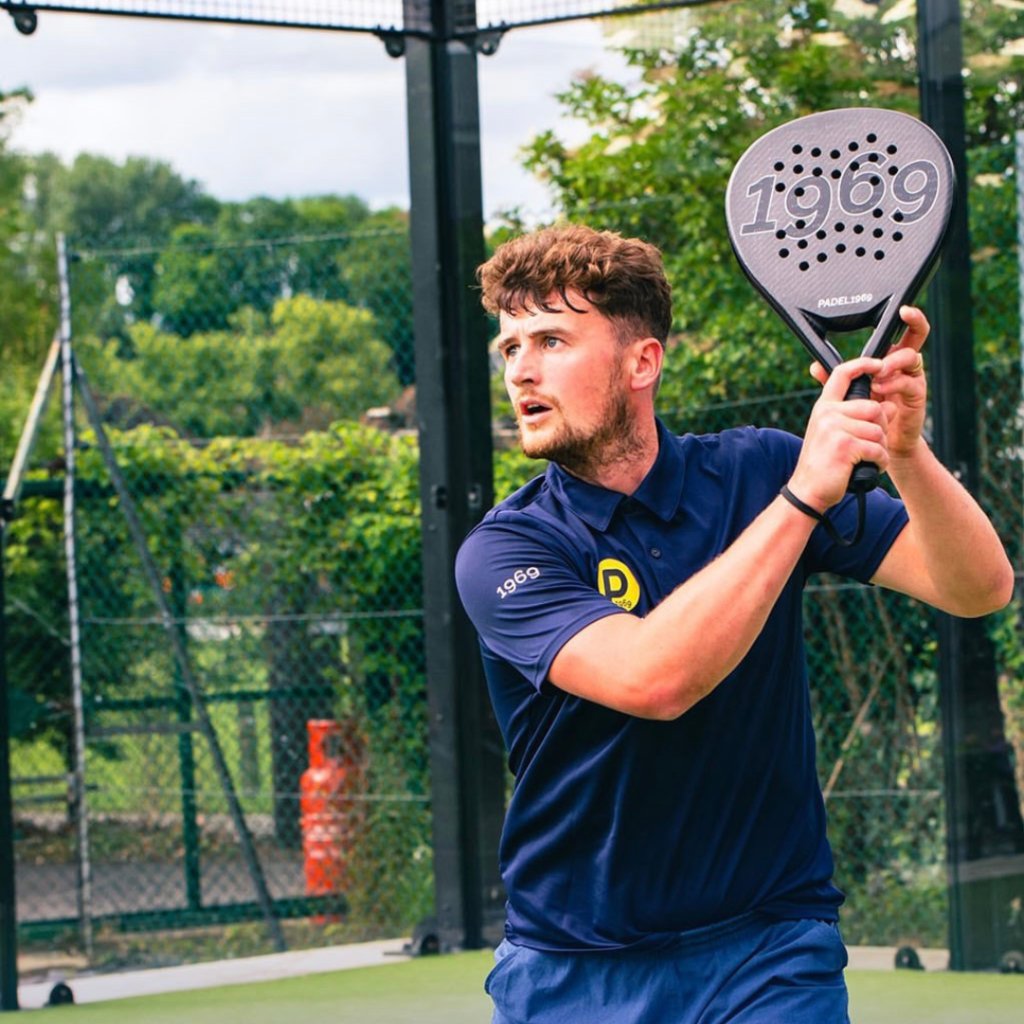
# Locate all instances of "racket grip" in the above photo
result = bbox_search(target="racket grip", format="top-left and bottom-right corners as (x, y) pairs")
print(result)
(843, 373), (879, 493)
(849, 461), (879, 493)
(843, 374), (872, 402)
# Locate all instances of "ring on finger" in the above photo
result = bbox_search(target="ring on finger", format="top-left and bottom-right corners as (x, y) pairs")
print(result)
(908, 355), (925, 376)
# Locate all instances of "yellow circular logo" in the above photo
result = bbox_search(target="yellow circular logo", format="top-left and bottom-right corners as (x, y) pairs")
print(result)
(597, 559), (640, 611)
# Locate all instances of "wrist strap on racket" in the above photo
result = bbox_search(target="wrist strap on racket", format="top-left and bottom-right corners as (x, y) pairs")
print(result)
(780, 485), (865, 548)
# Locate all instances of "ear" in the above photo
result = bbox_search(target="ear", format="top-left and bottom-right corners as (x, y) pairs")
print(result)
(628, 338), (664, 392)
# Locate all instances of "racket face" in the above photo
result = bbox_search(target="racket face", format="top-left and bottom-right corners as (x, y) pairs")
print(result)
(725, 107), (955, 370)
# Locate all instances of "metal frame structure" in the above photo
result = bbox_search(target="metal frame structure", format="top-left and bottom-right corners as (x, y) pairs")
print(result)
(402, 0), (507, 953)
(0, 329), (63, 1009)
(0, 0), (718, 46)
(1, 0), (1020, 1002)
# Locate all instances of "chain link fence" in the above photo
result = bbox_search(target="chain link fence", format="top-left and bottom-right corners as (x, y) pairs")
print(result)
(4, 32), (1024, 982)
(5, 227), (434, 969)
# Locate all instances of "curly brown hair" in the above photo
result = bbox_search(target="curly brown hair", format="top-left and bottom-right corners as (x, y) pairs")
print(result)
(477, 223), (672, 346)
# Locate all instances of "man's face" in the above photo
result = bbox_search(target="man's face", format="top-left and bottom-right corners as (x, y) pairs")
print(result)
(496, 291), (637, 475)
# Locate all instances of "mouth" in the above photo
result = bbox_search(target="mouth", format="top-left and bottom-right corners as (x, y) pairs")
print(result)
(518, 398), (553, 422)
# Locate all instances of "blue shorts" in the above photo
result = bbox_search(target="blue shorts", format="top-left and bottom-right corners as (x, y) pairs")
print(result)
(486, 914), (849, 1024)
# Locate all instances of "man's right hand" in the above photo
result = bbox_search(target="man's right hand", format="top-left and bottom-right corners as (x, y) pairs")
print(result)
(787, 356), (891, 513)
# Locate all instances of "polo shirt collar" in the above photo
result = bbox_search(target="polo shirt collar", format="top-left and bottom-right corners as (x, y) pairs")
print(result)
(545, 419), (686, 532)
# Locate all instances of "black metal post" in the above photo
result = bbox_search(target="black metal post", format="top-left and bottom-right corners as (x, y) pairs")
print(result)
(0, 530), (20, 1011)
(0, 338), (62, 1012)
(403, 0), (507, 951)
(917, 0), (1024, 971)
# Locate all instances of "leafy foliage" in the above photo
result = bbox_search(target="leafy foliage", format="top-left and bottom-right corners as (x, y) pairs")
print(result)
(79, 294), (401, 438)
(513, 1), (1024, 416)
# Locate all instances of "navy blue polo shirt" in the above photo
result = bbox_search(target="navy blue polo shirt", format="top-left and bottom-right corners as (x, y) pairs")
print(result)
(455, 419), (908, 952)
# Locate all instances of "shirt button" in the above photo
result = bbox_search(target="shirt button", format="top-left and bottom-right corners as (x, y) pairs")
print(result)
(651, 548), (662, 559)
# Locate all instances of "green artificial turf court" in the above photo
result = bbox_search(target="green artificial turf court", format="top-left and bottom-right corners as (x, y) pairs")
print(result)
(36, 951), (1023, 1024)
(846, 969), (1023, 1024)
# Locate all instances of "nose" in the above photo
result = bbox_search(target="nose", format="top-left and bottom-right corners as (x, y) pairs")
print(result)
(506, 345), (538, 389)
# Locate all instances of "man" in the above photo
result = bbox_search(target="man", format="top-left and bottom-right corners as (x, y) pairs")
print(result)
(454, 224), (1012, 1023)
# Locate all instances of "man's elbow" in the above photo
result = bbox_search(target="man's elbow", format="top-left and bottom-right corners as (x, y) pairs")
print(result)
(994, 560), (1017, 610)
(949, 560), (1016, 618)
(632, 675), (715, 721)
(984, 563), (1016, 615)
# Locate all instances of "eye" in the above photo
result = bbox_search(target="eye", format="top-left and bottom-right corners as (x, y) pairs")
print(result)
(543, 335), (562, 349)
(500, 342), (519, 361)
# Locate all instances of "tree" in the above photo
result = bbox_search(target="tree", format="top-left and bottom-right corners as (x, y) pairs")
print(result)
(150, 223), (239, 336)
(263, 293), (400, 430)
(0, 91), (57, 350)
(57, 153), (219, 248)
(79, 294), (401, 438)
(145, 195), (406, 350)
(21, 152), (220, 347)
(514, 0), (1024, 418)
(338, 207), (416, 385)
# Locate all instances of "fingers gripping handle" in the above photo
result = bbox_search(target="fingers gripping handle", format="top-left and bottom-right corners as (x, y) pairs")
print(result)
(843, 373), (879, 493)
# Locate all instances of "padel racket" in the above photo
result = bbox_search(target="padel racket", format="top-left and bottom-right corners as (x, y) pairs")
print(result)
(725, 107), (955, 494)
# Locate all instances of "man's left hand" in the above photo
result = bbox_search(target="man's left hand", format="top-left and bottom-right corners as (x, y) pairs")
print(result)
(810, 304), (929, 461)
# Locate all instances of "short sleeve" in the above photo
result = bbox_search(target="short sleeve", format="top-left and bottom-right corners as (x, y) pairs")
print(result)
(455, 519), (626, 691)
(753, 427), (909, 583)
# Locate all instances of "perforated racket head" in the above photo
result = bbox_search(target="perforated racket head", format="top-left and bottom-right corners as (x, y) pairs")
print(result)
(725, 107), (955, 373)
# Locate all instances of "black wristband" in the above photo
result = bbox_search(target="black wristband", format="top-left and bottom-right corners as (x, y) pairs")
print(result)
(779, 484), (864, 548)
(779, 484), (826, 523)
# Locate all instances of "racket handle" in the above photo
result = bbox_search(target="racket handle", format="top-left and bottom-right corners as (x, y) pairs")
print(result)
(843, 373), (872, 402)
(843, 373), (879, 493)
(849, 461), (879, 493)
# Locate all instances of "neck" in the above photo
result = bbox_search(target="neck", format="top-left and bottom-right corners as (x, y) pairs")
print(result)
(558, 416), (660, 494)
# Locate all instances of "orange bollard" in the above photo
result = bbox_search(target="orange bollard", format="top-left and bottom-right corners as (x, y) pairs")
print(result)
(300, 719), (362, 921)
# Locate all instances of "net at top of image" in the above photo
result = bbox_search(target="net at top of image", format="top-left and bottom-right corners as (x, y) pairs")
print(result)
(1, 0), (722, 34)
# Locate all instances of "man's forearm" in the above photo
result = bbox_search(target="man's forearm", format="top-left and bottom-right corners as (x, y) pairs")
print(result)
(551, 493), (818, 719)
(880, 440), (1014, 616)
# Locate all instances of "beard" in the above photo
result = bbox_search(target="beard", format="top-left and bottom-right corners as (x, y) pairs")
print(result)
(518, 384), (646, 483)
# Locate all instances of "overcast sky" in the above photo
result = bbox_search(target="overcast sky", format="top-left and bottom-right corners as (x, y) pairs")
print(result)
(0, 11), (636, 219)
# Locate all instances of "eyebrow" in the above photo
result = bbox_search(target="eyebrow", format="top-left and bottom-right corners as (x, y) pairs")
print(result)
(507, 322), (573, 341)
